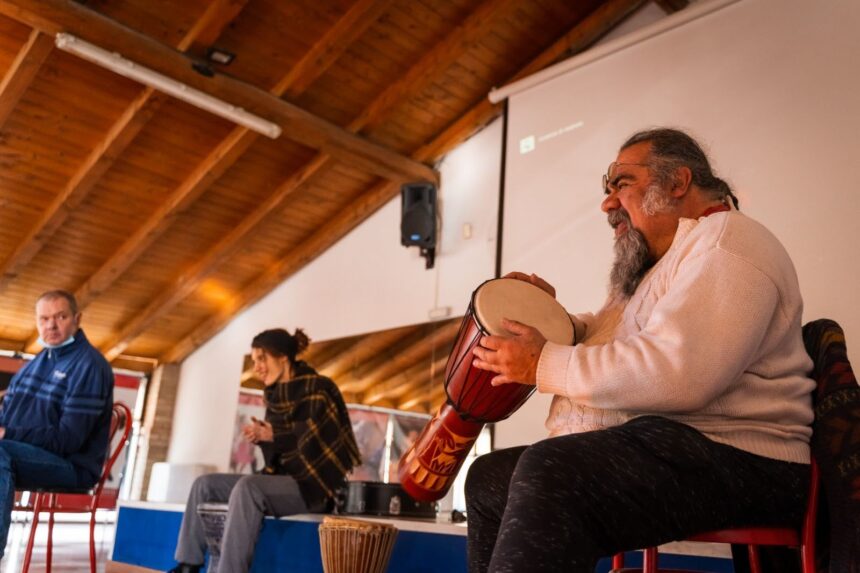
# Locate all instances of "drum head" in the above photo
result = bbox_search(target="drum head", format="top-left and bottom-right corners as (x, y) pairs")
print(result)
(473, 278), (574, 345)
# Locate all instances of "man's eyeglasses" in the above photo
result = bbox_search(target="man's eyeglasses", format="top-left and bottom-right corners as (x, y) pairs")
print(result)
(603, 162), (651, 194)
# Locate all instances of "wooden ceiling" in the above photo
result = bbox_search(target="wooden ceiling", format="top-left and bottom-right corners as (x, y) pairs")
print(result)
(0, 0), (687, 405)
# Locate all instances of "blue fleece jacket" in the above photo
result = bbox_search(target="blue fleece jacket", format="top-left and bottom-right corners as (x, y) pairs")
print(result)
(0, 329), (114, 485)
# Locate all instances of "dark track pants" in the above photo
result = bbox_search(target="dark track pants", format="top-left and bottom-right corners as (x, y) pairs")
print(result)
(465, 416), (808, 573)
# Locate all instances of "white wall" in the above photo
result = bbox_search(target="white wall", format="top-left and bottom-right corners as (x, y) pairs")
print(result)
(169, 121), (502, 470)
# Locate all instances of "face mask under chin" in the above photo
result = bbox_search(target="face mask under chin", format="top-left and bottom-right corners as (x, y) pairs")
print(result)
(38, 335), (76, 349)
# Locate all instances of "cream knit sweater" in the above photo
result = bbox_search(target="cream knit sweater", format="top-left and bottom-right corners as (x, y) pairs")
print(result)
(537, 211), (815, 463)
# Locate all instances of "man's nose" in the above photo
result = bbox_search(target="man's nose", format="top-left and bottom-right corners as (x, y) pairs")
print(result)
(601, 192), (619, 213)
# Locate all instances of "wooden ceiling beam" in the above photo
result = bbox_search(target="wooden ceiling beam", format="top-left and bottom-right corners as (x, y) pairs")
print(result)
(342, 324), (448, 382)
(363, 355), (448, 405)
(181, 0), (250, 51)
(348, 0), (518, 134)
(316, 324), (422, 380)
(654, 0), (690, 14)
(0, 86), (167, 290)
(277, 0), (396, 100)
(71, 126), (256, 308)
(337, 320), (460, 394)
(397, 381), (446, 412)
(418, 0), (647, 161)
(100, 0), (518, 361)
(158, 178), (401, 364)
(0, 0), (437, 184)
(326, 323), (442, 392)
(161, 0), (647, 364)
(310, 338), (374, 371)
(519, 0), (649, 86)
(101, 153), (330, 361)
(350, 320), (460, 382)
(21, 0), (383, 355)
(13, 1), (251, 352)
(68, 0), (382, 318)
(303, 337), (360, 369)
(0, 28), (53, 131)
(23, 140), (259, 352)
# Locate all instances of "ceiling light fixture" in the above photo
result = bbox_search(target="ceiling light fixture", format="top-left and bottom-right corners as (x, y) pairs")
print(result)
(206, 47), (236, 66)
(54, 33), (282, 139)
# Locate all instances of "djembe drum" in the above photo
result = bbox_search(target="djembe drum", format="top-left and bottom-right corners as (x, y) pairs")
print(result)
(398, 278), (575, 502)
(318, 516), (399, 573)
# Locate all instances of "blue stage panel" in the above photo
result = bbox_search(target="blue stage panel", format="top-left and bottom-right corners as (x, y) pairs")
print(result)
(112, 506), (184, 570)
(112, 502), (468, 573)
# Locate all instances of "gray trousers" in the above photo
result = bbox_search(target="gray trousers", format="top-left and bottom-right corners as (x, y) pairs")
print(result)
(174, 473), (324, 573)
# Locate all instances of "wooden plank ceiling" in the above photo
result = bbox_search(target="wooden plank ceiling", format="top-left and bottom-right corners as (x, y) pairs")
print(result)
(0, 0), (685, 412)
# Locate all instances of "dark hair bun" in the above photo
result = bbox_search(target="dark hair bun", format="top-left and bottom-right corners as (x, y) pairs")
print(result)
(251, 328), (311, 362)
(293, 328), (310, 354)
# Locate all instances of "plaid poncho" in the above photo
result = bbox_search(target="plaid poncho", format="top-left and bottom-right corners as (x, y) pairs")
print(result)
(260, 362), (361, 505)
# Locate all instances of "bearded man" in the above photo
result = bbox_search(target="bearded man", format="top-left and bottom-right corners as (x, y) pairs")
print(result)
(464, 128), (814, 573)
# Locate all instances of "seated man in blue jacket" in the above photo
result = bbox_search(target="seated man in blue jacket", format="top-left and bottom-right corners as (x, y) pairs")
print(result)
(0, 290), (114, 558)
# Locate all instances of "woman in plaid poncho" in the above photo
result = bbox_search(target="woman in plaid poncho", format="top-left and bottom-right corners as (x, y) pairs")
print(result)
(169, 328), (360, 573)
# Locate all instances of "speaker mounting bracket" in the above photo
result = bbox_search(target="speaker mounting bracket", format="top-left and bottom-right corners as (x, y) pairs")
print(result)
(419, 246), (435, 269)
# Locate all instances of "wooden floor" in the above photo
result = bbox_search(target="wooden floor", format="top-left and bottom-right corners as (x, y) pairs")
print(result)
(1, 515), (115, 573)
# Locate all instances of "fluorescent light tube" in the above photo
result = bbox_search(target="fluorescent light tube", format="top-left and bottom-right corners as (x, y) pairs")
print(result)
(55, 33), (282, 139)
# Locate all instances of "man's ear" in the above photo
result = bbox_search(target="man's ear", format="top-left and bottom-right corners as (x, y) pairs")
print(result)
(74, 312), (82, 329)
(671, 166), (693, 198)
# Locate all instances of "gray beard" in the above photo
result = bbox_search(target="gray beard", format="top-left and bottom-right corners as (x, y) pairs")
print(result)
(608, 211), (654, 299)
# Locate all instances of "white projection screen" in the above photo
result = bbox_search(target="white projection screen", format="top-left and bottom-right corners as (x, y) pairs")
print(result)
(493, 0), (860, 447)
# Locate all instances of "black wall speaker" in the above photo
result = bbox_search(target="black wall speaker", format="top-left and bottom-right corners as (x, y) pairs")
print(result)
(400, 182), (436, 248)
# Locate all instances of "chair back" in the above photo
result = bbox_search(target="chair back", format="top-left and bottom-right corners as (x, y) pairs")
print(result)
(93, 402), (133, 506)
(50, 402), (133, 512)
(612, 319), (853, 573)
(802, 319), (860, 573)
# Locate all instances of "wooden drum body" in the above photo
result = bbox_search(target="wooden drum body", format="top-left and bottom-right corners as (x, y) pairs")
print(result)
(318, 516), (398, 573)
(399, 278), (574, 502)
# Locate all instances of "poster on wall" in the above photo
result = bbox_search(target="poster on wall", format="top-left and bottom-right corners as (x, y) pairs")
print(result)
(348, 407), (390, 482)
(348, 406), (429, 483)
(227, 387), (431, 482)
(229, 390), (266, 474)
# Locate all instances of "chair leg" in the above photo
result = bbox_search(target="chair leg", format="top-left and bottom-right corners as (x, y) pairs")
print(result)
(22, 493), (43, 573)
(89, 508), (98, 573)
(47, 493), (56, 573)
(748, 545), (762, 573)
(800, 543), (815, 573)
(642, 547), (658, 573)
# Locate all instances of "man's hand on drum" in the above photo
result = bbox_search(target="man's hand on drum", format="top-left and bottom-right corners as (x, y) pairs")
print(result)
(472, 318), (547, 386)
(503, 271), (556, 299)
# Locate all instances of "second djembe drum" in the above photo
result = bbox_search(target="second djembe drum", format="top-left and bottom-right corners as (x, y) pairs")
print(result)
(318, 516), (398, 573)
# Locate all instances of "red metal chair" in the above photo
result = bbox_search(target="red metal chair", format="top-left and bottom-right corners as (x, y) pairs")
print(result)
(610, 458), (820, 573)
(17, 402), (133, 573)
(610, 317), (859, 573)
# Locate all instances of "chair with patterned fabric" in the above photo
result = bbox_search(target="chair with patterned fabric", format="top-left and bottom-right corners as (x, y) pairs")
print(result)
(803, 319), (860, 573)
(611, 319), (859, 573)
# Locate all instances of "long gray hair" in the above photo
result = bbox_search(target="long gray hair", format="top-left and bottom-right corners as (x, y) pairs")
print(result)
(621, 128), (739, 209)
